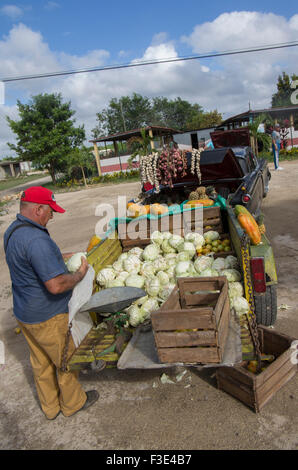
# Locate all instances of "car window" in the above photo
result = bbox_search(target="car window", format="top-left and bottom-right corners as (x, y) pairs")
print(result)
(246, 151), (256, 172)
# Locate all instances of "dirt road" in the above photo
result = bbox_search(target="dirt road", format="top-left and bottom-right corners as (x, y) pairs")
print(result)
(0, 163), (297, 450)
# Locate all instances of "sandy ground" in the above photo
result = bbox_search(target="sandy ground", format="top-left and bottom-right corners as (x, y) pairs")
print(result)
(0, 164), (297, 451)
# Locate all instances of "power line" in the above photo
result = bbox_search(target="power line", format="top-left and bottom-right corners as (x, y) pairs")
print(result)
(1, 40), (298, 83)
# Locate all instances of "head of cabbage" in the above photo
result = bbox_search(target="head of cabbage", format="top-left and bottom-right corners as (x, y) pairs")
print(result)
(66, 252), (87, 273)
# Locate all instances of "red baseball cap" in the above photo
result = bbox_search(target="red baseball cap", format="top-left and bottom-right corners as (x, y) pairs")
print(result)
(21, 186), (65, 213)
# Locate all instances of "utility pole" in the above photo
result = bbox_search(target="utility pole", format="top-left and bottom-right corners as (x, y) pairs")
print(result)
(120, 101), (127, 132)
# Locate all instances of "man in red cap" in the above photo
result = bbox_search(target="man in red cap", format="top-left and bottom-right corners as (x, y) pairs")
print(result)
(4, 186), (99, 419)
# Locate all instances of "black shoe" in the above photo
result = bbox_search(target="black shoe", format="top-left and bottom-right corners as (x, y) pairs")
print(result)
(81, 390), (99, 411)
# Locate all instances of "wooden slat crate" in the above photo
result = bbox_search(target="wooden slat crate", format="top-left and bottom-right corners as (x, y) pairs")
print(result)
(119, 206), (223, 251)
(216, 326), (298, 412)
(151, 276), (231, 364)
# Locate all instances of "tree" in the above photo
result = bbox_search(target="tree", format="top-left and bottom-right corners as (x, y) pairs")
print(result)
(91, 94), (221, 138)
(67, 146), (95, 187)
(151, 96), (203, 130)
(271, 72), (298, 107)
(248, 114), (272, 154)
(7, 93), (85, 183)
(185, 109), (222, 130)
(92, 93), (153, 138)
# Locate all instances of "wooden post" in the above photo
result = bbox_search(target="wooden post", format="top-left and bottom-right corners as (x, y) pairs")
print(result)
(93, 142), (102, 176)
(149, 129), (155, 150)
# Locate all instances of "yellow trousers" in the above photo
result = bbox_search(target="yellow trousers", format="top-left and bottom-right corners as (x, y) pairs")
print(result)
(18, 313), (87, 419)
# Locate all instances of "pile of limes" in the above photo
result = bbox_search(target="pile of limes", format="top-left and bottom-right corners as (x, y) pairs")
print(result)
(197, 238), (231, 256)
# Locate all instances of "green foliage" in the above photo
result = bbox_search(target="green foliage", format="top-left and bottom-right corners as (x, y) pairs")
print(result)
(248, 113), (273, 153)
(53, 169), (140, 189)
(92, 93), (223, 138)
(271, 72), (298, 107)
(6, 93), (85, 183)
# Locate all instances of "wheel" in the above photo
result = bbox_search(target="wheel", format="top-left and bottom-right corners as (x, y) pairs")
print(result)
(254, 285), (277, 326)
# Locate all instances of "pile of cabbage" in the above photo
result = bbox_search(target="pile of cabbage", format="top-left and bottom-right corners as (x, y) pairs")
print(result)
(95, 230), (249, 327)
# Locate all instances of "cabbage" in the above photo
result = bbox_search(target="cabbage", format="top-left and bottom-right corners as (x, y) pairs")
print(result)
(159, 283), (176, 301)
(161, 239), (176, 254)
(229, 281), (244, 299)
(212, 257), (225, 271)
(107, 278), (125, 287)
(96, 267), (116, 286)
(156, 270), (170, 285)
(194, 255), (213, 273)
(142, 244), (160, 261)
(139, 262), (156, 278)
(166, 257), (178, 267)
(162, 231), (172, 240)
(199, 268), (214, 277)
(204, 231), (220, 243)
(152, 256), (167, 272)
(145, 277), (160, 297)
(128, 246), (144, 258)
(117, 270), (130, 282)
(164, 253), (177, 260)
(166, 265), (175, 279)
(140, 297), (159, 320)
(175, 261), (191, 276)
(150, 231), (163, 246)
(112, 259), (124, 273)
(66, 252), (87, 273)
(127, 304), (144, 327)
(185, 232), (205, 248)
(177, 242), (196, 259)
(233, 296), (250, 316)
(176, 251), (190, 262)
(118, 252), (128, 262)
(125, 274), (145, 289)
(224, 255), (239, 269)
(222, 269), (242, 282)
(168, 234), (183, 249)
(123, 254), (141, 272)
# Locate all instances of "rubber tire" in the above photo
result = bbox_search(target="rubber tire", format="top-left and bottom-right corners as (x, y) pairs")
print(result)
(254, 285), (277, 326)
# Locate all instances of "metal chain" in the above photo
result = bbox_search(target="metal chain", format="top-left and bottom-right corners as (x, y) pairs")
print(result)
(61, 321), (73, 372)
(240, 233), (262, 369)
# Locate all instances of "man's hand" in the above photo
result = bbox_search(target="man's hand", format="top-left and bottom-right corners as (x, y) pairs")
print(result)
(76, 256), (89, 280)
(45, 256), (89, 295)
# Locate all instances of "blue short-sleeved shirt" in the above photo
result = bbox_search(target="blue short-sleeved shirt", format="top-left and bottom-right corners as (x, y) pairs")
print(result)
(4, 214), (72, 324)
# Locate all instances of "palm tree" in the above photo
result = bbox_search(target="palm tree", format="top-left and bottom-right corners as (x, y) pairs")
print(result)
(248, 114), (273, 155)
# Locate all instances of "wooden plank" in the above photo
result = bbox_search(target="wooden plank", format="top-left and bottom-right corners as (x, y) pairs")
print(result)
(217, 365), (255, 388)
(256, 359), (295, 401)
(182, 292), (219, 308)
(216, 374), (255, 408)
(256, 368), (297, 412)
(214, 280), (228, 325)
(151, 308), (215, 331)
(217, 295), (231, 358)
(154, 330), (217, 348)
(255, 349), (294, 388)
(158, 346), (220, 364)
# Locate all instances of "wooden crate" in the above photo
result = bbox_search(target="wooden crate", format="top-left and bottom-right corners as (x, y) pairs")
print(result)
(216, 326), (298, 412)
(151, 276), (231, 364)
(118, 206), (223, 251)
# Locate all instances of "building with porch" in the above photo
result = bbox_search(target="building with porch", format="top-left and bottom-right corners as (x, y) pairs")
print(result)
(217, 105), (298, 148)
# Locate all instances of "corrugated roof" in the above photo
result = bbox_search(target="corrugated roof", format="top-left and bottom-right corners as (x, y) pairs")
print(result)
(220, 104), (298, 125)
(89, 125), (182, 143)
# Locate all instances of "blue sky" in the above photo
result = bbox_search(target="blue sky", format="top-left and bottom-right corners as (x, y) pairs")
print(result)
(0, 1), (298, 155)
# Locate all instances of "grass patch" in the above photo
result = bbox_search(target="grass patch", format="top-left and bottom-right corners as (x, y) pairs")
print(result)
(0, 173), (48, 191)
(260, 148), (298, 162)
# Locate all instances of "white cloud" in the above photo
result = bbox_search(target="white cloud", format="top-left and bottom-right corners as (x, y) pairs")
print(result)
(0, 4), (23, 19)
(44, 2), (60, 11)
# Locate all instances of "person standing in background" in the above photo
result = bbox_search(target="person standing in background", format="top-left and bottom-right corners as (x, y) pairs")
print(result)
(272, 123), (283, 171)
